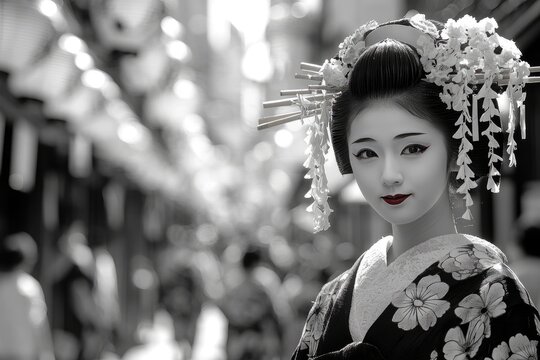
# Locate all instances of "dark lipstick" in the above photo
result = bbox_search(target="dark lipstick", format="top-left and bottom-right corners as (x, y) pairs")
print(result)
(382, 194), (410, 205)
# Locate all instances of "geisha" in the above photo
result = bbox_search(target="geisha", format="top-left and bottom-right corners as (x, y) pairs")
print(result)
(259, 14), (540, 360)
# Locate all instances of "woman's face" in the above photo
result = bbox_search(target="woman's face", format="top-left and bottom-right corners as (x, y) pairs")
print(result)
(348, 102), (450, 225)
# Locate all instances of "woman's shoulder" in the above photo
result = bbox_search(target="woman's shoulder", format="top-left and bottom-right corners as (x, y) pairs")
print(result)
(461, 234), (508, 260)
(436, 234), (538, 306)
(434, 234), (506, 278)
(440, 233), (509, 265)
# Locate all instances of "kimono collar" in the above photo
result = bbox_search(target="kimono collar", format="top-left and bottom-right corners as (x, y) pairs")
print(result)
(349, 233), (505, 342)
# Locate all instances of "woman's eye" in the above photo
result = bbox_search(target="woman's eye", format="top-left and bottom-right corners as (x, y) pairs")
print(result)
(354, 149), (377, 159)
(402, 144), (429, 155)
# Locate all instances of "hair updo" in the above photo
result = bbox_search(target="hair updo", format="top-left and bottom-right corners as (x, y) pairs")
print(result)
(330, 26), (503, 189)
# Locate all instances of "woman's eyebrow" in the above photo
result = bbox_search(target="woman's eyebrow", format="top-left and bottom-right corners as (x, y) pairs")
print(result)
(351, 132), (426, 144)
(394, 132), (426, 139)
(351, 137), (375, 144)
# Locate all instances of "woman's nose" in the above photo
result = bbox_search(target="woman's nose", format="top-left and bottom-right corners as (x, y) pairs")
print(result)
(382, 157), (403, 187)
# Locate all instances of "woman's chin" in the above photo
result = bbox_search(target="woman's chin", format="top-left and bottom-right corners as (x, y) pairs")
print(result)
(376, 208), (425, 226)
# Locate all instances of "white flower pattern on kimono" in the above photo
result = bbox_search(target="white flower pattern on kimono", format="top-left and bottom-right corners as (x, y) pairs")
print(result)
(299, 291), (333, 357)
(486, 341), (510, 360)
(443, 319), (485, 360)
(454, 282), (506, 338)
(486, 335), (539, 360)
(439, 245), (502, 280)
(298, 272), (349, 357)
(508, 334), (538, 360)
(430, 350), (438, 360)
(391, 275), (450, 331)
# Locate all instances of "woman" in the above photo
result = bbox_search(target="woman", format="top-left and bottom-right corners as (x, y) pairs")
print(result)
(262, 15), (540, 359)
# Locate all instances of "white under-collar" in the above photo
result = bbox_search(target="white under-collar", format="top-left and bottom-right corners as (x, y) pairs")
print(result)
(349, 233), (490, 342)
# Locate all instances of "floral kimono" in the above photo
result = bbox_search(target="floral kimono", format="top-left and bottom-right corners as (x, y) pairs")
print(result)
(292, 234), (540, 360)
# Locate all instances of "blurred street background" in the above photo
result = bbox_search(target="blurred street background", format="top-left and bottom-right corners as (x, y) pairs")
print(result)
(0, 0), (539, 359)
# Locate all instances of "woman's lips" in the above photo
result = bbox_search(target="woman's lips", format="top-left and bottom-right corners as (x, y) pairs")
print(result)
(382, 194), (411, 205)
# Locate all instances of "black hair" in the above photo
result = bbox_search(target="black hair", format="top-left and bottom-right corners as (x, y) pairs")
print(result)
(330, 22), (503, 190)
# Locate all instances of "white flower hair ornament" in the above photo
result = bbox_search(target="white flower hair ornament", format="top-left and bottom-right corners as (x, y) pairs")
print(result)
(258, 14), (539, 233)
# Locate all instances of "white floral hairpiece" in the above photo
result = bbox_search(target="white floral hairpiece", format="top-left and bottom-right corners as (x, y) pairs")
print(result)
(258, 13), (538, 232)
(414, 14), (530, 220)
(320, 20), (379, 89)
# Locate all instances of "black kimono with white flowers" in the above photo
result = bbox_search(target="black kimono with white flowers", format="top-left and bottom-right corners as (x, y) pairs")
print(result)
(292, 238), (540, 360)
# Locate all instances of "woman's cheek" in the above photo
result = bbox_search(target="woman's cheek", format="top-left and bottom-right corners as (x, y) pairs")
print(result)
(354, 173), (378, 202)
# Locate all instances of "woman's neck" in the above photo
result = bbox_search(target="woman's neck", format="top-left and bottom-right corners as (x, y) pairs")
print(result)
(387, 190), (457, 265)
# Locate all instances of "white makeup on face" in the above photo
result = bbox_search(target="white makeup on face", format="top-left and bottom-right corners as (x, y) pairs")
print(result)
(348, 102), (450, 226)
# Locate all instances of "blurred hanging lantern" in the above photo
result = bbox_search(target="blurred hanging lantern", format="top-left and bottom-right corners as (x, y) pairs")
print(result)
(42, 39), (107, 122)
(8, 36), (81, 102)
(0, 0), (58, 73)
(89, 0), (165, 53)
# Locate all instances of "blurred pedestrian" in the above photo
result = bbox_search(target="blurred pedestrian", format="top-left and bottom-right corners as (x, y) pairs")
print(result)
(0, 231), (55, 360)
(155, 246), (227, 360)
(49, 221), (102, 360)
(220, 245), (283, 360)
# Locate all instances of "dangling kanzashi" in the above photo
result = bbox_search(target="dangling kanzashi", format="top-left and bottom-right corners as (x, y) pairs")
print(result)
(415, 14), (529, 219)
